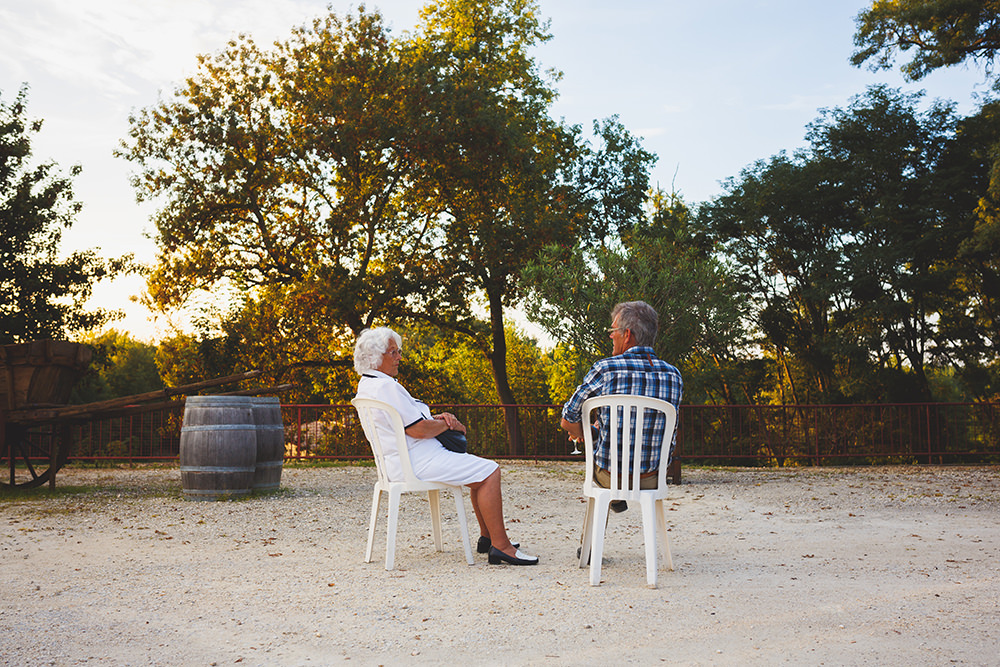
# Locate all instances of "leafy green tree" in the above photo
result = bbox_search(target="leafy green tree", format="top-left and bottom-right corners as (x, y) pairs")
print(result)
(154, 331), (227, 390)
(852, 0), (1000, 86)
(121, 9), (442, 341)
(815, 87), (967, 400)
(545, 343), (587, 405)
(1, 86), (130, 343)
(523, 188), (750, 404)
(71, 330), (163, 402)
(933, 100), (1000, 399)
(402, 0), (654, 451)
(402, 323), (550, 405)
(701, 86), (979, 403)
(123, 2), (655, 431)
(851, 2), (1000, 400)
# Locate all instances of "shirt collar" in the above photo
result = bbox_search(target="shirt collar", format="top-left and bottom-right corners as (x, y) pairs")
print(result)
(361, 369), (393, 379)
(620, 345), (657, 358)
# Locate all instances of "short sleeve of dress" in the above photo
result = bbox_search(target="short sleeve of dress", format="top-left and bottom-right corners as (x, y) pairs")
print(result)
(359, 375), (430, 429)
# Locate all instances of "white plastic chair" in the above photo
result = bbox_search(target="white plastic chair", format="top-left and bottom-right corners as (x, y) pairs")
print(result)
(351, 397), (475, 570)
(578, 394), (678, 588)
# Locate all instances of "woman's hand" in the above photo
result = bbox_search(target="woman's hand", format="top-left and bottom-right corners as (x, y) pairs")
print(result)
(434, 412), (466, 434)
(404, 413), (466, 439)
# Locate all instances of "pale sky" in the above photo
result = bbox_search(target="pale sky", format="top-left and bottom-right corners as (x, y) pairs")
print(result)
(1, 0), (993, 341)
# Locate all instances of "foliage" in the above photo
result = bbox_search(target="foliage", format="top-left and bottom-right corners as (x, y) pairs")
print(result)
(396, 322), (551, 405)
(852, 0), (1000, 86)
(70, 330), (163, 403)
(522, 188), (752, 404)
(121, 12), (445, 334)
(934, 99), (1000, 399)
(544, 343), (587, 405)
(698, 85), (996, 403)
(400, 0), (655, 448)
(851, 1), (1000, 400)
(151, 286), (356, 402)
(154, 332), (223, 389)
(1, 86), (131, 343)
(121, 0), (655, 445)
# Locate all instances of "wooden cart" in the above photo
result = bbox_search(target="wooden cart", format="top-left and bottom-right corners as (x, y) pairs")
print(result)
(2, 340), (274, 489)
(1, 341), (94, 489)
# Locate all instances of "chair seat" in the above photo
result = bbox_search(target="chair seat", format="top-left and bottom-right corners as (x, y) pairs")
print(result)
(578, 394), (678, 587)
(352, 397), (475, 570)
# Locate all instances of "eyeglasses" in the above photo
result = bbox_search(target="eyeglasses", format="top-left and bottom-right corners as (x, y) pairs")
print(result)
(385, 348), (403, 357)
(606, 327), (626, 335)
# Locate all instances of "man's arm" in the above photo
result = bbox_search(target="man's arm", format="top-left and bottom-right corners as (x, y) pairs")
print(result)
(560, 362), (604, 442)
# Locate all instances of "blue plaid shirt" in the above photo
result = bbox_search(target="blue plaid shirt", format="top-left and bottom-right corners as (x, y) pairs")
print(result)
(561, 346), (683, 472)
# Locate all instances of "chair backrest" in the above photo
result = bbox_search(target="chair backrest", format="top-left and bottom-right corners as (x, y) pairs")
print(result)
(351, 397), (421, 486)
(580, 394), (677, 496)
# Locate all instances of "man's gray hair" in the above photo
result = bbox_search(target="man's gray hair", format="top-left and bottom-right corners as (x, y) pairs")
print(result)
(612, 301), (658, 347)
(353, 327), (402, 375)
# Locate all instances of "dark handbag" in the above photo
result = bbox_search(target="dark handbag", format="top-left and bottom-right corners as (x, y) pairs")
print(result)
(436, 429), (468, 453)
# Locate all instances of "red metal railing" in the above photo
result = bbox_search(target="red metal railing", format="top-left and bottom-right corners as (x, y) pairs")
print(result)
(50, 401), (1000, 466)
(678, 403), (1000, 465)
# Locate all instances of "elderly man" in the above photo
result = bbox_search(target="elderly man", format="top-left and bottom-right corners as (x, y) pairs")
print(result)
(560, 300), (683, 512)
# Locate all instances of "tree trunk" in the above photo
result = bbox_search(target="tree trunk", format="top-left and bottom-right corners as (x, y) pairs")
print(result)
(486, 288), (524, 456)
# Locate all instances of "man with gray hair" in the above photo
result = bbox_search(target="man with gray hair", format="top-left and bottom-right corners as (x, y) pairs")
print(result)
(560, 301), (683, 512)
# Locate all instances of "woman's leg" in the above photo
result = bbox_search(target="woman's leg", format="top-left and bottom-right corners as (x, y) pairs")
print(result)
(469, 478), (490, 538)
(468, 468), (515, 556)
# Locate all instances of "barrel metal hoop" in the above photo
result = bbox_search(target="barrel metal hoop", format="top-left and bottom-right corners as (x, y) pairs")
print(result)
(181, 425), (257, 432)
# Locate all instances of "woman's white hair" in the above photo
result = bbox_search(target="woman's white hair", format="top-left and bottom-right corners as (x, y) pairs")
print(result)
(353, 327), (402, 374)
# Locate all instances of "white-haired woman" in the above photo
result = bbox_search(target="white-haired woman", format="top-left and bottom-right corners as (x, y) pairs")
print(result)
(353, 327), (537, 566)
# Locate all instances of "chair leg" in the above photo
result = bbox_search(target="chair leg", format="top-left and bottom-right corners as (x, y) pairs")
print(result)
(579, 497), (596, 569)
(640, 494), (658, 588)
(427, 489), (444, 552)
(589, 496), (611, 586)
(452, 488), (475, 565)
(366, 486), (382, 564)
(655, 499), (674, 571)
(385, 487), (403, 571)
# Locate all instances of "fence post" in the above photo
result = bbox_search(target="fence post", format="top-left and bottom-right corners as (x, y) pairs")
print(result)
(813, 406), (820, 467)
(925, 404), (932, 465)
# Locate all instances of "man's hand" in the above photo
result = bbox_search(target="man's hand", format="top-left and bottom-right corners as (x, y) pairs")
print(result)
(560, 417), (585, 442)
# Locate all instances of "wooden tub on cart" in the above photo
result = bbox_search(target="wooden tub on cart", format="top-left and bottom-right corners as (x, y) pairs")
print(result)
(2, 340), (272, 489)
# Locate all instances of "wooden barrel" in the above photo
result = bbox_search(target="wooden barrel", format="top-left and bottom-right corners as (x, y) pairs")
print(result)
(251, 396), (284, 491)
(179, 396), (256, 500)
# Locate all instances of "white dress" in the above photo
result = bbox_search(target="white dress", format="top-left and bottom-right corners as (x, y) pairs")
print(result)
(355, 371), (499, 486)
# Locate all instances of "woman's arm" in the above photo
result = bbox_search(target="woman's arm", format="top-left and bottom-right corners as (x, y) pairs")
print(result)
(404, 412), (466, 439)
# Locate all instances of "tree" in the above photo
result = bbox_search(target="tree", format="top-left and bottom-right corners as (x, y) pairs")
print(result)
(852, 0), (1000, 86)
(122, 8), (477, 403)
(544, 342), (587, 405)
(121, 10), (444, 353)
(933, 99), (1000, 399)
(852, 2), (1000, 400)
(522, 188), (751, 404)
(813, 87), (966, 400)
(406, 0), (655, 450)
(1, 86), (129, 343)
(403, 322), (551, 405)
(700, 86), (976, 403)
(71, 330), (163, 403)
(122, 2), (655, 429)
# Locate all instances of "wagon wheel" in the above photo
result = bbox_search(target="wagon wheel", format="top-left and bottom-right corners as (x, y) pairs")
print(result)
(2, 421), (72, 489)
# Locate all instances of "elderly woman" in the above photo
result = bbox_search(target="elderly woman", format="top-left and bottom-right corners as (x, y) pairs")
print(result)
(353, 327), (538, 566)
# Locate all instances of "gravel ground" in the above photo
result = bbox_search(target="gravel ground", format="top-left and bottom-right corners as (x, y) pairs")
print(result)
(2, 462), (999, 666)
